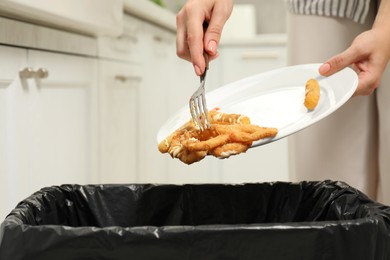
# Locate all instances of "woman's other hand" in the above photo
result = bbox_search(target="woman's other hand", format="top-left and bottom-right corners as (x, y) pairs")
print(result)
(319, 29), (390, 96)
(319, 0), (390, 96)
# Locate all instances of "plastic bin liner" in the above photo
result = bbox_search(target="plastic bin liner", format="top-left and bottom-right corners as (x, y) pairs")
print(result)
(1, 180), (390, 260)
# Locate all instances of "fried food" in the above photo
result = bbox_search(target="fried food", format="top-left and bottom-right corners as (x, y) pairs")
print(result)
(209, 143), (250, 158)
(158, 110), (278, 164)
(208, 110), (250, 125)
(304, 78), (320, 110)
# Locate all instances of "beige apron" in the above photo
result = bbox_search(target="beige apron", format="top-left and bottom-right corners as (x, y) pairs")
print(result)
(287, 0), (390, 204)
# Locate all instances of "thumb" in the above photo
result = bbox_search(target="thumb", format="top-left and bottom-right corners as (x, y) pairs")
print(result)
(319, 46), (360, 76)
(203, 2), (232, 56)
(203, 21), (222, 56)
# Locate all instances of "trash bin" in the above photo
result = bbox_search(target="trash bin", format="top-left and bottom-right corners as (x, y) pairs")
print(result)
(1, 180), (390, 260)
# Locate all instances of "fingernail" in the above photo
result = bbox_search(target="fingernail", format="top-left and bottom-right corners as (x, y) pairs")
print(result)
(320, 63), (331, 74)
(207, 40), (217, 55)
(194, 65), (201, 75)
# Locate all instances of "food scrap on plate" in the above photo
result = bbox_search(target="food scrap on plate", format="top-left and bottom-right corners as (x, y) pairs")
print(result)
(158, 109), (278, 164)
(304, 78), (320, 110)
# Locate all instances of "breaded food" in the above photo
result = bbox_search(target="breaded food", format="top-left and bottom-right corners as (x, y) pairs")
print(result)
(208, 110), (250, 125)
(158, 110), (278, 164)
(209, 143), (250, 158)
(304, 78), (320, 110)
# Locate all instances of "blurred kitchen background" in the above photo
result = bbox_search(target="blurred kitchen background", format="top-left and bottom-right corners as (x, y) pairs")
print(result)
(0, 0), (288, 220)
(164, 0), (286, 34)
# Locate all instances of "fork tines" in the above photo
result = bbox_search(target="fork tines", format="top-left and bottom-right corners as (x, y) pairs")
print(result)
(190, 87), (210, 131)
(189, 52), (211, 131)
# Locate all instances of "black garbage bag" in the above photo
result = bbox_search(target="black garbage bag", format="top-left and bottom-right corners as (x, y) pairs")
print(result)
(1, 180), (390, 260)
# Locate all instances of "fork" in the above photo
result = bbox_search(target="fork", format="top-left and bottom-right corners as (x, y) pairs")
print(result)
(189, 53), (211, 131)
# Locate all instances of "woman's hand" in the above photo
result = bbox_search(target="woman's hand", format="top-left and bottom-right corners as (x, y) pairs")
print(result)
(319, 29), (390, 96)
(176, 0), (233, 76)
(319, 0), (390, 96)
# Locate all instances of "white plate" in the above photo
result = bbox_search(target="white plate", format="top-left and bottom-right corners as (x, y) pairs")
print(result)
(157, 63), (358, 147)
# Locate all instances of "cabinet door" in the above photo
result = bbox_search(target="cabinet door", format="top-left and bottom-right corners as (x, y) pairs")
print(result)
(0, 45), (28, 220)
(219, 46), (287, 85)
(217, 142), (290, 183)
(26, 50), (99, 188)
(98, 60), (140, 183)
(97, 15), (144, 63)
(136, 23), (171, 183)
(137, 23), (221, 184)
(216, 45), (290, 183)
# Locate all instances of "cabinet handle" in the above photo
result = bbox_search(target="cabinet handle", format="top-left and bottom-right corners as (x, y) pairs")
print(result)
(35, 68), (49, 79)
(118, 34), (138, 44)
(115, 75), (142, 82)
(19, 67), (35, 79)
(153, 35), (163, 42)
(19, 67), (49, 79)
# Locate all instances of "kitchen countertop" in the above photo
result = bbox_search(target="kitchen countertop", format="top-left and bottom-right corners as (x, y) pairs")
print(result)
(0, 0), (176, 37)
(0, 0), (285, 44)
(123, 0), (176, 32)
(0, 0), (124, 36)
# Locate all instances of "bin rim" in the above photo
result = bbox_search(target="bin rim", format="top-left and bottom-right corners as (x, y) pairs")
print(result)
(2, 181), (389, 234)
(2, 213), (382, 233)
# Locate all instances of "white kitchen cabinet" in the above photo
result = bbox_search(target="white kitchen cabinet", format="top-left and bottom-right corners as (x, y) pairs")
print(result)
(25, 50), (99, 186)
(212, 36), (290, 183)
(97, 14), (220, 184)
(0, 46), (99, 220)
(218, 36), (287, 85)
(0, 45), (28, 220)
(97, 16), (145, 183)
(97, 15), (166, 183)
(97, 15), (144, 64)
(135, 20), (221, 184)
(135, 21), (172, 183)
(98, 60), (141, 183)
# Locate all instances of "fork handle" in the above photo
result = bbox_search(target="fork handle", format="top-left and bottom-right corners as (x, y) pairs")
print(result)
(203, 52), (209, 70)
(200, 52), (209, 82)
(202, 21), (210, 72)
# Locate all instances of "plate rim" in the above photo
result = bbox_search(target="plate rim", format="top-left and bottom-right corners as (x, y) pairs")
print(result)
(157, 63), (358, 146)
